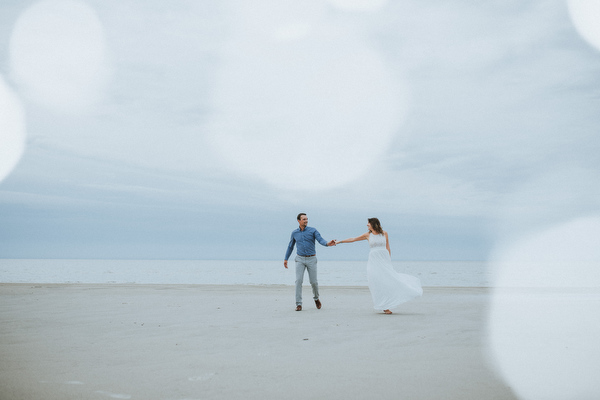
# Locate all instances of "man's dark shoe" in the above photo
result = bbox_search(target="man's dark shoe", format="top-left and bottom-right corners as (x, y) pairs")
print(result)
(295, 305), (302, 311)
(315, 299), (322, 309)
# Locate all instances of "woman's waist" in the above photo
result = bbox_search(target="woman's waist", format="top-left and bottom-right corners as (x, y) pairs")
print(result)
(369, 246), (387, 250)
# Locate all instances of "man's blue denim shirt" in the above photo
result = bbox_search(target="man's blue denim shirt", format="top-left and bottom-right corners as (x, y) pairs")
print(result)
(285, 226), (328, 260)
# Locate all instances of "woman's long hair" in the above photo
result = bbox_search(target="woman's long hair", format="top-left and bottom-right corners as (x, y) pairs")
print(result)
(368, 218), (383, 235)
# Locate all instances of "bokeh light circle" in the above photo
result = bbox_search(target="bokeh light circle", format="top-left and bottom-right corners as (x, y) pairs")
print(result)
(568, 0), (600, 52)
(0, 76), (26, 182)
(487, 216), (600, 400)
(9, 0), (109, 113)
(208, 30), (408, 191)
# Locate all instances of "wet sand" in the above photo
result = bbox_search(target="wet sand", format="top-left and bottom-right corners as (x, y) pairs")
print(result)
(0, 284), (516, 400)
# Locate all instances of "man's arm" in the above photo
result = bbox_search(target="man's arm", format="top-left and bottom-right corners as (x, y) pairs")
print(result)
(283, 234), (296, 269)
(314, 229), (332, 247)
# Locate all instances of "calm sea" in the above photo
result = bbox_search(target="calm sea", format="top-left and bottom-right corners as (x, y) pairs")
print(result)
(0, 259), (490, 287)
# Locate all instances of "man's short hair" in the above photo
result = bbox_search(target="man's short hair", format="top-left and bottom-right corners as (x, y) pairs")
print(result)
(297, 213), (307, 221)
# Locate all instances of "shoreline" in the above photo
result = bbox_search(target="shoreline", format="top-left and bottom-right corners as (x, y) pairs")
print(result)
(0, 259), (491, 287)
(0, 282), (496, 291)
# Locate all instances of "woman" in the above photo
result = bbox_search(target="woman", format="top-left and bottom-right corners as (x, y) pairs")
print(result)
(336, 218), (422, 314)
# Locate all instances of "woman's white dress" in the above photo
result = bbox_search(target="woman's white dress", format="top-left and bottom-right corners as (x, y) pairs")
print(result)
(367, 233), (422, 310)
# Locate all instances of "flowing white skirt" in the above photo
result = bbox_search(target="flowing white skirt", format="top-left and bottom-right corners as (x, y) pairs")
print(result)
(367, 248), (423, 310)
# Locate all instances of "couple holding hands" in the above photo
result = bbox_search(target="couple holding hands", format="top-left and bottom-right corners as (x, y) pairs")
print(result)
(284, 213), (422, 313)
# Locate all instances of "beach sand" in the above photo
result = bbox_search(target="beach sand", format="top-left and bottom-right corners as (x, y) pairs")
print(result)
(0, 284), (516, 400)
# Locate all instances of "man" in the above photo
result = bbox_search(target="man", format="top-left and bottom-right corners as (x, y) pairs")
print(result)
(284, 213), (335, 311)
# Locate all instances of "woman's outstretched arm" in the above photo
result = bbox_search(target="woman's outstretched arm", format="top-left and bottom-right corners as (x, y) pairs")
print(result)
(335, 232), (369, 244)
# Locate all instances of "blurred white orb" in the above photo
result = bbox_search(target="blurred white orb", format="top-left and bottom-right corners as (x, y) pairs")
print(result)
(487, 216), (600, 400)
(9, 0), (109, 113)
(208, 30), (407, 191)
(327, 0), (388, 12)
(0, 76), (26, 182)
(568, 0), (600, 52)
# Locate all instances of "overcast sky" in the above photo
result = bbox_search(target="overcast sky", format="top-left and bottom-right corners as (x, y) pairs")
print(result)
(1, 0), (600, 260)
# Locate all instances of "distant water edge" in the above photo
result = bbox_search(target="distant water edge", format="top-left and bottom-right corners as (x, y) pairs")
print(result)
(0, 259), (490, 287)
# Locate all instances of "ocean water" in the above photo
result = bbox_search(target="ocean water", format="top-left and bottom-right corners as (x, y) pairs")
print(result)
(0, 259), (490, 287)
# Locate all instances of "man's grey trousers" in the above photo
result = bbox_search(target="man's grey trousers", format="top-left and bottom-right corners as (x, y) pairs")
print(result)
(295, 255), (319, 306)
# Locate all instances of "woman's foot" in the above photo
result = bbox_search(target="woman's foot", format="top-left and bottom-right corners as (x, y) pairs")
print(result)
(383, 309), (392, 314)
